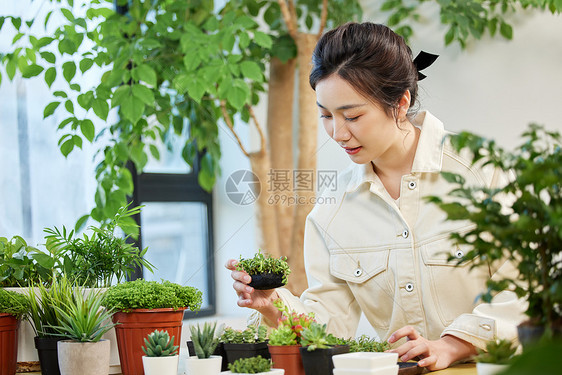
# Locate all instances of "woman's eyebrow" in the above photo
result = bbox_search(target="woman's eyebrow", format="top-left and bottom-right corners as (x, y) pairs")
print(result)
(316, 101), (366, 110)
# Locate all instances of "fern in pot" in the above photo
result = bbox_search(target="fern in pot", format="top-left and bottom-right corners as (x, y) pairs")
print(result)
(186, 322), (223, 375)
(141, 329), (179, 375)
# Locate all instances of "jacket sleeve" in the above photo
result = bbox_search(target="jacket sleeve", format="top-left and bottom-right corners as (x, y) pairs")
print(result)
(249, 213), (362, 339)
(440, 166), (527, 350)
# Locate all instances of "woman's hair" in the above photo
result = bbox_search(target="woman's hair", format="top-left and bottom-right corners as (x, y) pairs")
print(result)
(309, 22), (419, 120)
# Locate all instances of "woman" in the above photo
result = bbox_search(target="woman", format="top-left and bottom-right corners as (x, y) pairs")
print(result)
(226, 22), (525, 371)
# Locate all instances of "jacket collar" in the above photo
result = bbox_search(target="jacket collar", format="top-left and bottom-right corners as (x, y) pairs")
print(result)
(345, 111), (445, 193)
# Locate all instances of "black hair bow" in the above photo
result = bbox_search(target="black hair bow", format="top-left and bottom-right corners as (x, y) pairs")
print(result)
(413, 51), (439, 81)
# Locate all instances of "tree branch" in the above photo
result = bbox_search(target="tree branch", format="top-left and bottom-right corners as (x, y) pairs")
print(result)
(318, 0), (328, 37)
(278, 0), (298, 40)
(246, 104), (266, 155)
(220, 101), (250, 158)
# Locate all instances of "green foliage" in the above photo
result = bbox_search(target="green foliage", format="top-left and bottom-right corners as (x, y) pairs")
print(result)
(220, 325), (267, 344)
(345, 334), (390, 352)
(428, 124), (562, 333)
(189, 321), (220, 359)
(47, 286), (116, 342)
(228, 355), (272, 373)
(0, 236), (56, 287)
(300, 322), (339, 351)
(43, 204), (154, 288)
(142, 329), (179, 357)
(0, 288), (29, 318)
(475, 339), (517, 364)
(101, 279), (202, 312)
(236, 250), (291, 285)
(270, 299), (315, 345)
(26, 276), (76, 337)
(501, 339), (562, 375)
(381, 0), (561, 47)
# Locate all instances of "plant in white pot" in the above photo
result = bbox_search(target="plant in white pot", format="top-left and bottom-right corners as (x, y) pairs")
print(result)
(50, 285), (116, 375)
(185, 321), (222, 375)
(225, 356), (284, 375)
(475, 339), (517, 375)
(141, 329), (179, 375)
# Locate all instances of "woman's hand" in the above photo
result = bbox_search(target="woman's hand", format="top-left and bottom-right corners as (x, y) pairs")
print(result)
(225, 259), (282, 325)
(387, 326), (477, 371)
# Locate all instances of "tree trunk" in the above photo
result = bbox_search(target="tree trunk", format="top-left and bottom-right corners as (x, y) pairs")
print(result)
(266, 57), (297, 265)
(249, 150), (280, 258)
(287, 33), (319, 296)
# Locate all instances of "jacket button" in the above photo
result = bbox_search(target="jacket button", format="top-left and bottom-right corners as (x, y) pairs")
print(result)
(405, 283), (414, 292)
(408, 181), (417, 190)
(455, 250), (464, 259)
(480, 323), (492, 331)
(402, 229), (409, 239)
(354, 268), (363, 277)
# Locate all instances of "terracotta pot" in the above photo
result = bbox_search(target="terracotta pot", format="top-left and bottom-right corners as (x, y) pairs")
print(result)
(268, 345), (305, 375)
(0, 313), (19, 375)
(142, 355), (179, 375)
(112, 308), (186, 375)
(57, 339), (110, 375)
(34, 336), (65, 375)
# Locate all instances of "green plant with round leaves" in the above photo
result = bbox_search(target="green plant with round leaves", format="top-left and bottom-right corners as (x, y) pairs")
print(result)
(228, 355), (272, 374)
(101, 279), (202, 312)
(220, 325), (267, 344)
(189, 321), (219, 359)
(142, 329), (179, 357)
(236, 250), (291, 287)
(475, 339), (517, 365)
(300, 322), (339, 351)
(0, 236), (56, 287)
(0, 288), (29, 319)
(427, 124), (562, 336)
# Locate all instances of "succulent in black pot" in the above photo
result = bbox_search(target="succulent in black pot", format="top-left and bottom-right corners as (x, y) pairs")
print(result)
(236, 250), (291, 290)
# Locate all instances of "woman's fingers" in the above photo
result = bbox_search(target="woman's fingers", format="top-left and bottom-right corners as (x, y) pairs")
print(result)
(233, 280), (254, 295)
(388, 325), (420, 343)
(400, 341), (428, 362)
(225, 258), (238, 270)
(418, 354), (437, 368)
(231, 270), (252, 284)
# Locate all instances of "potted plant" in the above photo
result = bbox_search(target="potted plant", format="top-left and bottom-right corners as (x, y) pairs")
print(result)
(225, 355), (284, 375)
(345, 334), (390, 353)
(475, 339), (517, 375)
(221, 325), (270, 365)
(185, 322), (223, 375)
(428, 124), (562, 346)
(299, 322), (349, 375)
(141, 329), (179, 375)
(0, 288), (29, 375)
(267, 299), (315, 375)
(26, 277), (77, 375)
(101, 279), (202, 375)
(48, 286), (116, 375)
(236, 250), (291, 290)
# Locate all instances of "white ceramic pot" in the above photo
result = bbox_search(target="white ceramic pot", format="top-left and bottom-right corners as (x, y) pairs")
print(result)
(142, 355), (179, 375)
(476, 362), (509, 375)
(186, 355), (222, 375)
(221, 370), (284, 375)
(57, 339), (110, 375)
(332, 352), (399, 369)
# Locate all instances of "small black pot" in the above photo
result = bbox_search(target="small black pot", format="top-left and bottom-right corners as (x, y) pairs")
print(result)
(299, 345), (349, 375)
(34, 336), (65, 375)
(187, 340), (229, 371)
(248, 272), (285, 290)
(517, 323), (562, 350)
(223, 341), (271, 364)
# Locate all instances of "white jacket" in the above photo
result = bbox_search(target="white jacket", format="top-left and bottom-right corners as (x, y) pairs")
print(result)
(255, 111), (526, 350)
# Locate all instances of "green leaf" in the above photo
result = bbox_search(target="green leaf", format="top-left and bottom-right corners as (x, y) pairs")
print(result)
(92, 98), (109, 121)
(37, 37), (54, 48)
(183, 53), (201, 71)
(149, 144), (160, 160)
(0, 17), (5, 30)
(43, 102), (60, 118)
(11, 17), (22, 31)
(61, 8), (75, 22)
(54, 91), (68, 98)
(116, 168), (134, 194)
(58, 38), (77, 55)
(253, 31), (272, 49)
(240, 61), (262, 82)
(80, 119), (95, 142)
(132, 84), (155, 105)
(74, 214), (89, 233)
(186, 78), (206, 103)
(133, 64), (157, 86)
(79, 58), (94, 73)
(445, 27), (455, 45)
(500, 22), (513, 39)
(21, 64), (44, 78)
(45, 67), (56, 88)
(65, 100), (74, 114)
(60, 138), (75, 157)
(111, 85), (130, 108)
(120, 96), (145, 124)
(40, 51), (56, 63)
(62, 61), (77, 82)
(227, 85), (247, 110)
(77, 92), (93, 110)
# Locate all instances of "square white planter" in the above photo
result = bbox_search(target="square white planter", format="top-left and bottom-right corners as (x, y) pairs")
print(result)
(333, 365), (398, 375)
(221, 369), (284, 375)
(332, 352), (399, 369)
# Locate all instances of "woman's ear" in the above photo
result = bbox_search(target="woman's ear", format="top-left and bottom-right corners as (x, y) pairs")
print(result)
(398, 90), (411, 121)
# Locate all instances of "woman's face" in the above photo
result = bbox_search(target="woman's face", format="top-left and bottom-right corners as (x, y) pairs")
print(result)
(315, 74), (404, 165)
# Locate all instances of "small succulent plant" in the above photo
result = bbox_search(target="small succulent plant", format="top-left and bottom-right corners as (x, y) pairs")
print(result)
(189, 321), (219, 359)
(475, 339), (517, 365)
(269, 299), (316, 346)
(300, 322), (339, 351)
(220, 325), (267, 344)
(228, 355), (272, 373)
(345, 334), (390, 352)
(141, 329), (179, 357)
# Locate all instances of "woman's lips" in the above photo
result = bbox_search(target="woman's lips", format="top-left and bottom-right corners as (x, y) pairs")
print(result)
(344, 146), (362, 155)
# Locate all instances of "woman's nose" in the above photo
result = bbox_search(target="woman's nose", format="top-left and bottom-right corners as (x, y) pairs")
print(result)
(331, 120), (350, 142)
